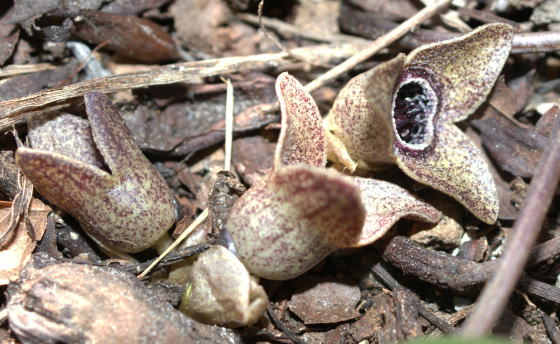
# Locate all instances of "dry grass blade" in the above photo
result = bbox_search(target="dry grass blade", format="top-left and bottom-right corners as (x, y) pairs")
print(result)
(138, 81), (235, 278)
(137, 208), (209, 279)
(224, 78), (234, 172)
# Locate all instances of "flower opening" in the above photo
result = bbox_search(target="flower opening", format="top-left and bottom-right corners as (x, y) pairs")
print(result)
(392, 77), (437, 149)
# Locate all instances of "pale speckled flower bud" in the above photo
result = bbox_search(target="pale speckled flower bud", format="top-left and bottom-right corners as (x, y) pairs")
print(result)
(16, 92), (175, 253)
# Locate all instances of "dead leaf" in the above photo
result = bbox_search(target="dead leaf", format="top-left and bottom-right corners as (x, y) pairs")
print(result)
(288, 276), (361, 325)
(0, 61), (78, 101)
(170, 0), (230, 54)
(408, 192), (464, 250)
(232, 134), (275, 186)
(472, 117), (546, 178)
(35, 9), (178, 63)
(8, 255), (242, 343)
(488, 77), (522, 118)
(0, 198), (50, 285)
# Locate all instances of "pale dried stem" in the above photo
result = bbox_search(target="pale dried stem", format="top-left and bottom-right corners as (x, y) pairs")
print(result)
(0, 43), (366, 130)
(139, 79), (234, 277)
(0, 0), (452, 130)
(461, 106), (560, 336)
(512, 32), (560, 54)
(138, 208), (209, 279)
(303, 0), (453, 94)
(224, 78), (234, 172)
(0, 64), (56, 78)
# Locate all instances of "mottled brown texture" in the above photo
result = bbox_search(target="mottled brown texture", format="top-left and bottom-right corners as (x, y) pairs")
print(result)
(326, 55), (404, 172)
(227, 166), (365, 280)
(288, 276), (361, 324)
(16, 92), (175, 253)
(275, 73), (326, 169)
(408, 193), (464, 249)
(28, 113), (104, 169)
(7, 256), (240, 344)
(232, 134), (275, 186)
(353, 177), (440, 246)
(181, 245), (268, 327)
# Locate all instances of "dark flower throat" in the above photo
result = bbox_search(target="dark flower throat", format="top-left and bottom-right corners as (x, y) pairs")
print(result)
(393, 82), (435, 145)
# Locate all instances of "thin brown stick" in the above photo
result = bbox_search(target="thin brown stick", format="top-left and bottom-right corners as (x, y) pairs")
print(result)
(340, 6), (560, 54)
(383, 236), (560, 304)
(0, 43), (365, 130)
(543, 313), (560, 344)
(303, 0), (452, 94)
(461, 106), (560, 337)
(371, 263), (456, 334)
(257, 0), (288, 54)
(266, 304), (308, 344)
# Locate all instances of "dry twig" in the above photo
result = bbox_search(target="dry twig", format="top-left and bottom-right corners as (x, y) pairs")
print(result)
(0, 43), (365, 130)
(303, 0), (452, 94)
(462, 106), (560, 336)
(371, 263), (457, 334)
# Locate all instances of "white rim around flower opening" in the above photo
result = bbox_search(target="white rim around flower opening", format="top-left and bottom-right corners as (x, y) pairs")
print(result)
(390, 77), (438, 152)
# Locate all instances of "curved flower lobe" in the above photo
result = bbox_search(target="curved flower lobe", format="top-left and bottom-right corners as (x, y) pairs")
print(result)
(227, 166), (365, 280)
(326, 55), (405, 171)
(353, 177), (441, 246)
(16, 92), (175, 253)
(404, 23), (514, 124)
(275, 72), (326, 169)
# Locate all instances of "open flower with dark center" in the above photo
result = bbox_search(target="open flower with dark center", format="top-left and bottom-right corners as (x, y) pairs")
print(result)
(327, 23), (514, 224)
(227, 73), (440, 280)
(15, 92), (175, 253)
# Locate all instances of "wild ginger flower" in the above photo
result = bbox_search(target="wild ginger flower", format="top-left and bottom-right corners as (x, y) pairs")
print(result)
(327, 23), (514, 224)
(16, 93), (175, 253)
(226, 73), (440, 280)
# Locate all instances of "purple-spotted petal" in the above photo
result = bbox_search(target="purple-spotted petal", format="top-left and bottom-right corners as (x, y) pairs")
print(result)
(84, 92), (151, 174)
(352, 177), (441, 246)
(16, 148), (113, 209)
(394, 124), (499, 224)
(274, 73), (326, 169)
(227, 166), (365, 280)
(16, 93), (175, 253)
(402, 23), (513, 124)
(326, 55), (405, 171)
